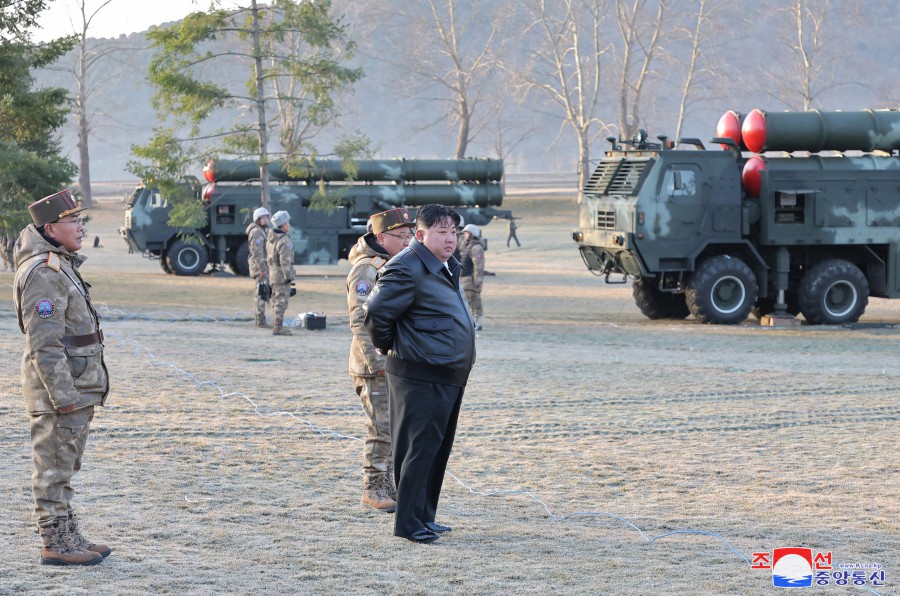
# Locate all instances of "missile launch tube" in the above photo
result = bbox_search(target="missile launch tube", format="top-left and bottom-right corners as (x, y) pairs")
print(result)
(255, 181), (503, 206)
(741, 153), (900, 197)
(741, 109), (900, 154)
(208, 158), (503, 183)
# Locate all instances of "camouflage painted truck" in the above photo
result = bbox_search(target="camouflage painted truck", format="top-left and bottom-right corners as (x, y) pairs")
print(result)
(121, 158), (508, 276)
(572, 109), (900, 325)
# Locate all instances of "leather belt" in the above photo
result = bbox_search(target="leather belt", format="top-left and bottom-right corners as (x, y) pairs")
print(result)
(60, 330), (103, 348)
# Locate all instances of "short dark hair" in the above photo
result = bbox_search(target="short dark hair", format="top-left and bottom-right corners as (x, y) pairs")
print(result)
(415, 204), (461, 230)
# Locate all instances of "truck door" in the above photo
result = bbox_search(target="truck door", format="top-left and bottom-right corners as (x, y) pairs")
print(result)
(653, 164), (703, 241)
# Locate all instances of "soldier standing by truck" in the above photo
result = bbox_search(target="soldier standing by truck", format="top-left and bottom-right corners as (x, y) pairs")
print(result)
(267, 210), (294, 336)
(246, 207), (271, 328)
(461, 224), (486, 330)
(14, 190), (110, 566)
(346, 208), (414, 512)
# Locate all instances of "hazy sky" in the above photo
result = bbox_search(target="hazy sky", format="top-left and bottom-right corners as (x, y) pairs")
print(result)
(33, 0), (222, 42)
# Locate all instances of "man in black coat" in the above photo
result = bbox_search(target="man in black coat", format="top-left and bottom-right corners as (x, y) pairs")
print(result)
(364, 204), (476, 544)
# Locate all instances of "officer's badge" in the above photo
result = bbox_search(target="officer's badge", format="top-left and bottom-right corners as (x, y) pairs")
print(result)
(355, 280), (371, 296)
(35, 299), (55, 318)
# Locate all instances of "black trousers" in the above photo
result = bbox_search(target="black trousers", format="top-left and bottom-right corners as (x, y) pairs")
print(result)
(386, 373), (464, 537)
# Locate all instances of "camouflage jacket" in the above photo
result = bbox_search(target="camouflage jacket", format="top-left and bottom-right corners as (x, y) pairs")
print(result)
(245, 222), (269, 280)
(346, 234), (390, 377)
(460, 237), (485, 291)
(13, 225), (109, 414)
(266, 229), (294, 284)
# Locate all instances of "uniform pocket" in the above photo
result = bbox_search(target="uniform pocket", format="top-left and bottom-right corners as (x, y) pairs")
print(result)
(63, 345), (106, 392)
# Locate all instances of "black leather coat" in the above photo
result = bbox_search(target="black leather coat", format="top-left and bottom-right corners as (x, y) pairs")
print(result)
(365, 238), (476, 386)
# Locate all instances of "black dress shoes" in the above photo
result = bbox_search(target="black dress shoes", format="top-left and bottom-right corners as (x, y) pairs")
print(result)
(425, 522), (452, 533)
(402, 528), (440, 543)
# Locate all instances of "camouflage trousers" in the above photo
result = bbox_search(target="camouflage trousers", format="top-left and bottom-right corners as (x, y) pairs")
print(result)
(30, 406), (94, 528)
(464, 287), (483, 318)
(254, 292), (269, 320)
(353, 375), (392, 482)
(271, 282), (291, 322)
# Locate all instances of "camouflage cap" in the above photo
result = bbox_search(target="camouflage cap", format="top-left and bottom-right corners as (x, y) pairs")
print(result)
(28, 189), (87, 227)
(370, 208), (414, 234)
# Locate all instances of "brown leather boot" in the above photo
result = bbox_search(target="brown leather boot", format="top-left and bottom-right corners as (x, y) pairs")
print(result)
(67, 512), (112, 558)
(272, 317), (292, 335)
(361, 476), (396, 512)
(256, 313), (271, 328)
(39, 519), (103, 566)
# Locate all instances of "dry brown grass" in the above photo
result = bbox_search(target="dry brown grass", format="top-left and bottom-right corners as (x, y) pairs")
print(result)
(0, 184), (896, 594)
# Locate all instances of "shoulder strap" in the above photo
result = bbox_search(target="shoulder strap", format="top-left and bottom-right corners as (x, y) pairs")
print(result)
(370, 256), (388, 270)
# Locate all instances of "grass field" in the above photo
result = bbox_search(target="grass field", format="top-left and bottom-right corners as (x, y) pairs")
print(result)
(0, 182), (896, 594)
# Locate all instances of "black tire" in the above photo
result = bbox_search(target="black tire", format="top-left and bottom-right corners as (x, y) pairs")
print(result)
(686, 255), (758, 324)
(632, 277), (689, 320)
(797, 259), (868, 324)
(229, 241), (250, 276)
(159, 251), (173, 274)
(166, 240), (209, 276)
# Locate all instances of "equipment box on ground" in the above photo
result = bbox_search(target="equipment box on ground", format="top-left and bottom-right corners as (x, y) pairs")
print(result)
(298, 313), (326, 330)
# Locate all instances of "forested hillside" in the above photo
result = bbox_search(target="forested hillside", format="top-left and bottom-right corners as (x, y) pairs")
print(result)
(34, 0), (899, 181)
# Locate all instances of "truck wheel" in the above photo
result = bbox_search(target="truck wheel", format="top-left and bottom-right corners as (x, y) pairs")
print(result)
(797, 259), (868, 324)
(159, 251), (173, 274)
(229, 241), (250, 276)
(632, 277), (689, 320)
(166, 240), (209, 276)
(686, 255), (758, 324)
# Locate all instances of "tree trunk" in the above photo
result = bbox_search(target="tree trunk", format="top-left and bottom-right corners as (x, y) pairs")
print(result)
(76, 35), (92, 207)
(251, 0), (271, 211)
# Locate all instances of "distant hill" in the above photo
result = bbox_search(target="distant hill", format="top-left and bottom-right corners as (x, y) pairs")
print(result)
(34, 0), (899, 181)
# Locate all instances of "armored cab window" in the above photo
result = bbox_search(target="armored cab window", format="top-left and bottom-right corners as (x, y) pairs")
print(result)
(149, 190), (168, 209)
(661, 166), (698, 201)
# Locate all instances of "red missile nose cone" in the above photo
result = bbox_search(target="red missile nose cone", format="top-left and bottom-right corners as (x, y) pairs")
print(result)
(717, 110), (742, 148)
(741, 155), (766, 198)
(742, 109), (767, 153)
(202, 160), (215, 183)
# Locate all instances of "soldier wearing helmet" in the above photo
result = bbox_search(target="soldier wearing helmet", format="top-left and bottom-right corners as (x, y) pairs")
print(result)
(246, 207), (271, 328)
(13, 190), (110, 566)
(461, 224), (486, 330)
(267, 210), (295, 336)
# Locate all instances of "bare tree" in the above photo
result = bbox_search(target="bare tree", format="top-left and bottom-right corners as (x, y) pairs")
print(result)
(767, 0), (856, 111)
(614, 0), (668, 139)
(671, 0), (724, 140)
(372, 0), (501, 158)
(515, 0), (612, 193)
(61, 0), (116, 207)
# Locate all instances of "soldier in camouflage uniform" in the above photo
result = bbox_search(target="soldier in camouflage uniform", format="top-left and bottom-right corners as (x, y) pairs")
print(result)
(346, 208), (414, 512)
(267, 210), (294, 336)
(13, 190), (110, 566)
(461, 224), (486, 330)
(246, 207), (271, 328)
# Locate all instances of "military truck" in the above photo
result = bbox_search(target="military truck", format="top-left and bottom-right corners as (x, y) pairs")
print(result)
(121, 158), (509, 276)
(572, 109), (900, 325)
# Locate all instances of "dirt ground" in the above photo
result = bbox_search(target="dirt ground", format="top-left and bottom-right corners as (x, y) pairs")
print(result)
(0, 180), (896, 595)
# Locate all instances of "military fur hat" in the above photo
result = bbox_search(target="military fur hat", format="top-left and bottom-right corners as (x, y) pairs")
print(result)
(370, 208), (414, 234)
(271, 210), (290, 228)
(28, 189), (86, 227)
